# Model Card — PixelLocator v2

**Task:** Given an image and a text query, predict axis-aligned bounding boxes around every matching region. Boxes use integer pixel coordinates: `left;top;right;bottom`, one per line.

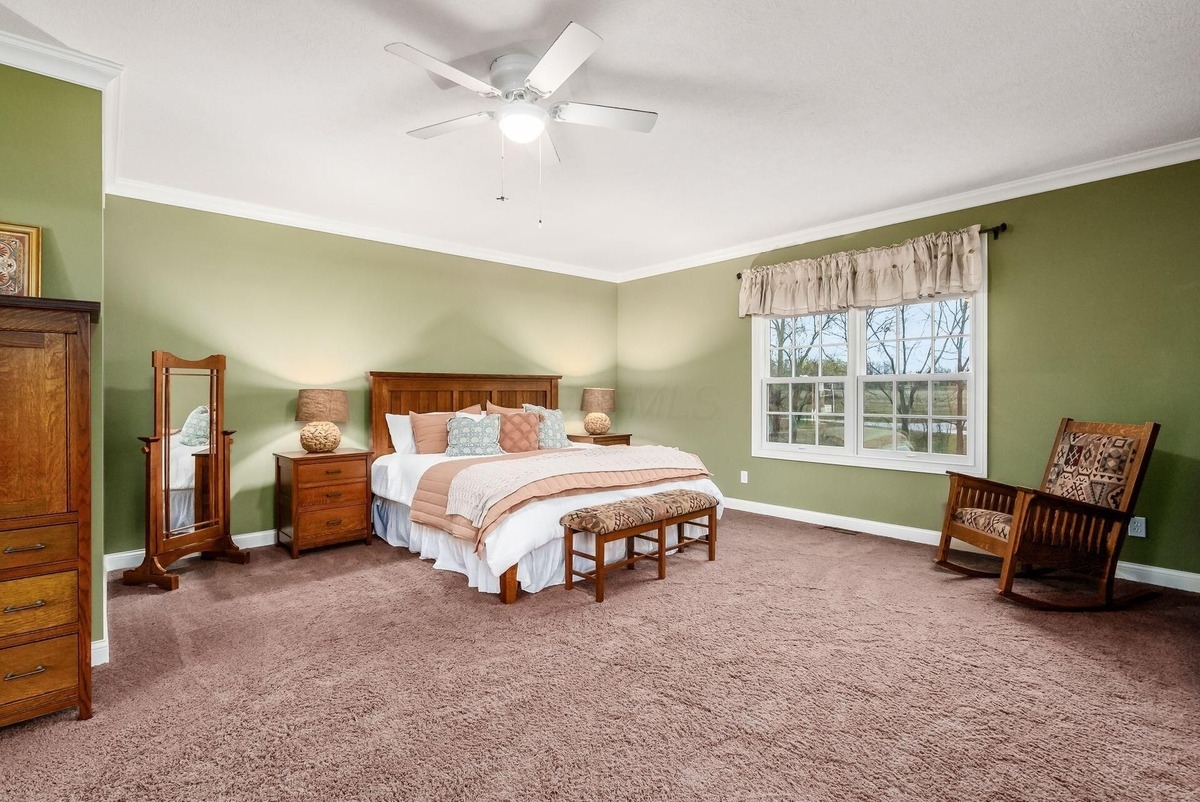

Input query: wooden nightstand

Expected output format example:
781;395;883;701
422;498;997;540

274;449;372;558
567;433;632;446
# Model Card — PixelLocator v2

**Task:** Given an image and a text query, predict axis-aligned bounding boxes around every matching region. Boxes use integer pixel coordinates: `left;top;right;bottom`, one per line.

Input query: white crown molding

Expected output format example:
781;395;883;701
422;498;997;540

722;496;1200;594
0;29;121;90
102;72;123;194
618;136;1200;282
106;178;619;283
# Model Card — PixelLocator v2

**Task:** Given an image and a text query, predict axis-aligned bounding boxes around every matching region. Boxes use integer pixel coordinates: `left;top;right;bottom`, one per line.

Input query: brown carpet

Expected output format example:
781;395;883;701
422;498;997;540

2;510;1198;801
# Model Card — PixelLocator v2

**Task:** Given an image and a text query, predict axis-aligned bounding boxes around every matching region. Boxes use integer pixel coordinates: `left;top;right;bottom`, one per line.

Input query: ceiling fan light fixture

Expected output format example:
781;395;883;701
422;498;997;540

497;102;548;144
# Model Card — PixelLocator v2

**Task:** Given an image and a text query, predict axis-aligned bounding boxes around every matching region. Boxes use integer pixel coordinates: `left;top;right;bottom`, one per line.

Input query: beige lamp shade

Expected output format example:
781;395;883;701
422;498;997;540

295;389;349;453
580;388;615;414
295;389;349;423
580;388;615;435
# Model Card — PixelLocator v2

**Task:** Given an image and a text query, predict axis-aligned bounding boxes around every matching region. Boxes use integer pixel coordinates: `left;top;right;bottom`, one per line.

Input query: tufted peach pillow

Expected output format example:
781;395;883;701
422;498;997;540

498;412;541;453
486;401;523;415
410;405;483;454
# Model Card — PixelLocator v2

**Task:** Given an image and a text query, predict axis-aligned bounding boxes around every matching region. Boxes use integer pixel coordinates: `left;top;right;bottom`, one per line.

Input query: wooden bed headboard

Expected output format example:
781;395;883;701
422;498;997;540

367;371;560;459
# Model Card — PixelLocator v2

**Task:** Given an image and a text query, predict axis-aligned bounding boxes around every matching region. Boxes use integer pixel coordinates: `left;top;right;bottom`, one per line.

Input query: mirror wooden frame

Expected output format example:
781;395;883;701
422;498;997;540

122;351;248;589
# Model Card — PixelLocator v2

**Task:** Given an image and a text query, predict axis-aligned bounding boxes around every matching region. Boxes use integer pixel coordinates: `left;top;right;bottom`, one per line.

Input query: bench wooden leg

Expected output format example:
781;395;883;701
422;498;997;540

626;534;636;570
677;522;686;553
595;534;606;603
564;526;574;590
708;509;717;561
657;522;667;580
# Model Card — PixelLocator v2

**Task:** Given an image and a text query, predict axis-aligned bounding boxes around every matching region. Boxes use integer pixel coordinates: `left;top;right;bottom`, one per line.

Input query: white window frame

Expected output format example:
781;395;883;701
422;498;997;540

750;244;988;476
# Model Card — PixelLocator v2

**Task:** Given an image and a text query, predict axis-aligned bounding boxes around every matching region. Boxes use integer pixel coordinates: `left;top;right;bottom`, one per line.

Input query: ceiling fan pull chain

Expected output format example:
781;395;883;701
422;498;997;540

496;130;508;202
538;136;544;229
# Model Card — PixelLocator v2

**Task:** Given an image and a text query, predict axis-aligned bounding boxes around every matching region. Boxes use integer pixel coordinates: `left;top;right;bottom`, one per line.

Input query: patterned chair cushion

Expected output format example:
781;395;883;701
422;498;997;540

1043;432;1139;509
952;507;1013;540
560;490;719;535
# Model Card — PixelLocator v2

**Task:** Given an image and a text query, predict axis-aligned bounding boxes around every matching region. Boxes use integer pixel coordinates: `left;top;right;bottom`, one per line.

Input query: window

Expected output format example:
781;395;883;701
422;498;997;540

752;290;986;475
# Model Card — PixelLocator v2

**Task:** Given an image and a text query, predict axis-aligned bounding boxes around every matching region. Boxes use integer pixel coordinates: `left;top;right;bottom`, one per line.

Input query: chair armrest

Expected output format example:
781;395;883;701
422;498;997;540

945;472;1019;517
1014;486;1130;523
946;472;1019;498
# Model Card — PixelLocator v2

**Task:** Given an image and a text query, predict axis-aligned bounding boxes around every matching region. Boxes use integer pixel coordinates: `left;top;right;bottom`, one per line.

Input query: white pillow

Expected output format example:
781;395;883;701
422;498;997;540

387;410;485;453
385;413;416;454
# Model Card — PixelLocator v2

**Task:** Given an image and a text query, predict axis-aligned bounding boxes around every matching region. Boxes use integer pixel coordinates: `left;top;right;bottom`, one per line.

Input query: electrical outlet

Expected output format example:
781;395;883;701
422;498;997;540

739;470;749;484
1128;516;1147;538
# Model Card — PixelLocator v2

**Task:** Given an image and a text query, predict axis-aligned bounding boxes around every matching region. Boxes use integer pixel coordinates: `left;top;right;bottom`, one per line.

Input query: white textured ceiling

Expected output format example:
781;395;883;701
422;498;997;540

4;0;1200;278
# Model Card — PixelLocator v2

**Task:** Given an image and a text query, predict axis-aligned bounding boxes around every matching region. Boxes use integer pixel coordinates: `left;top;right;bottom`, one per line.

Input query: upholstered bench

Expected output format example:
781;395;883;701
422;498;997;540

560;490;719;602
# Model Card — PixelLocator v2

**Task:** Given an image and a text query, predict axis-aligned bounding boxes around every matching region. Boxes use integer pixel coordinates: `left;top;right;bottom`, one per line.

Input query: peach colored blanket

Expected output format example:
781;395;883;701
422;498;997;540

409;448;710;553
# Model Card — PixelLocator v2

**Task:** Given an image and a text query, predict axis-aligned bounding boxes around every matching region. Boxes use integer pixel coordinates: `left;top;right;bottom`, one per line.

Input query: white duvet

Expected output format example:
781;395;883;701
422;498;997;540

370;446;724;579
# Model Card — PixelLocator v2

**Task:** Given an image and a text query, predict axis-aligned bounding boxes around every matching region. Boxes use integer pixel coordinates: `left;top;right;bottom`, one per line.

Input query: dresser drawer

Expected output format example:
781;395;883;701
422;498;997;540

0;524;77;572
295;504;369;541
0;635;77;707
0;571;78;639
297;482;368;510
295;458;366;486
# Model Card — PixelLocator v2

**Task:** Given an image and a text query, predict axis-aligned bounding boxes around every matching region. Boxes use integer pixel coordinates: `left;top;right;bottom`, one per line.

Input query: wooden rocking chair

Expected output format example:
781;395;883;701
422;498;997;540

935;418;1160;610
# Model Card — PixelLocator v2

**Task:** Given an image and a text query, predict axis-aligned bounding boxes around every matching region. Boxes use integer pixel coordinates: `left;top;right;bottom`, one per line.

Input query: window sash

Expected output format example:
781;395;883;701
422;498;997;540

751;285;987;476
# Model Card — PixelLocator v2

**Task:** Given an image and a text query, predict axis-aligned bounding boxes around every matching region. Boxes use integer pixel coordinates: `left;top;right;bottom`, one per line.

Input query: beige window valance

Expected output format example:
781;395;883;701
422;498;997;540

738;224;983;317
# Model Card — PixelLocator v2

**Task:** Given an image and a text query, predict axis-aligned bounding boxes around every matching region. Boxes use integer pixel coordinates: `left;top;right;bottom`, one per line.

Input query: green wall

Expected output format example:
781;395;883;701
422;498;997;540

103;197;617;552
0;64;105;638
618;160;1200;574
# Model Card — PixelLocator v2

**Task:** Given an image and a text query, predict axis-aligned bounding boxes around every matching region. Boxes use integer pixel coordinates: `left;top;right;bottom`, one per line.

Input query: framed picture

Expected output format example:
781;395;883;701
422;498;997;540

0;222;42;298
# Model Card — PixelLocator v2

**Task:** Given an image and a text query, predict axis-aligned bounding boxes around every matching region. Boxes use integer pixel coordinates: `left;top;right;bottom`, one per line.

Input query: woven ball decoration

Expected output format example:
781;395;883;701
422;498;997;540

300;421;342;453
584;412;611;435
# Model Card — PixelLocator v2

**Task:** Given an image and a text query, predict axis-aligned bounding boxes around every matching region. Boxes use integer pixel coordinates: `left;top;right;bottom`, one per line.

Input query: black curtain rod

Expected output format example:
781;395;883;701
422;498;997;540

735;223;1008;280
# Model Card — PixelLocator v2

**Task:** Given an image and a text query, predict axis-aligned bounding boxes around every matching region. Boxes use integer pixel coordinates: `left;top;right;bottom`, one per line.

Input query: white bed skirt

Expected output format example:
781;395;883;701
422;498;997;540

372;497;708;596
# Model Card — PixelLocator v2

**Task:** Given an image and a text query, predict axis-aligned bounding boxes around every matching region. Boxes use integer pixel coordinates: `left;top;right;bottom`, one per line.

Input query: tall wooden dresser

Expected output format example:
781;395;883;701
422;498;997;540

0;296;99;727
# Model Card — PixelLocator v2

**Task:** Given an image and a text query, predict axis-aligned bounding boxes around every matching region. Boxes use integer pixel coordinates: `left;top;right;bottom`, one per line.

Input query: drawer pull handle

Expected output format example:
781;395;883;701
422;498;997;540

3;543;46;554
4;665;47;682
325;469;343;475
325;492;344;499
3;600;46;614
326;519;343;527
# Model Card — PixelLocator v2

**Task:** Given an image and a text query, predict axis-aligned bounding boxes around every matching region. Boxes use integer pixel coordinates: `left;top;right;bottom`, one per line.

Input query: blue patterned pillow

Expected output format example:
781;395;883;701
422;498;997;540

446;414;503;457
179;405;210;446
523;404;570;449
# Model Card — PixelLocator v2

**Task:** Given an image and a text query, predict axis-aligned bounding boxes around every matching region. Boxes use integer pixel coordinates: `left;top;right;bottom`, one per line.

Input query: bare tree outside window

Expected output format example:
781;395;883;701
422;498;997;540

766;298;973;461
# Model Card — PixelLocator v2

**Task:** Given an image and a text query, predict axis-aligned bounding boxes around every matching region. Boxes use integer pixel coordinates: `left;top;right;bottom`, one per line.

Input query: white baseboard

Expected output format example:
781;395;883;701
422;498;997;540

102;529;275;572
722;497;1200;594
92;530;275;665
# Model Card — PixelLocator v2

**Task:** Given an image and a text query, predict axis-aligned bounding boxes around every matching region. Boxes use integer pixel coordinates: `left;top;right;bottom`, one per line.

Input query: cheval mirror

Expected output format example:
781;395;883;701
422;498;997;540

123;351;248;589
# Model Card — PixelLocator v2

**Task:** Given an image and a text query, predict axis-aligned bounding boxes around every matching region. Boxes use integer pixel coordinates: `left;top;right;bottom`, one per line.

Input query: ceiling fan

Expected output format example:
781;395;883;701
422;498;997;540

385;22;658;148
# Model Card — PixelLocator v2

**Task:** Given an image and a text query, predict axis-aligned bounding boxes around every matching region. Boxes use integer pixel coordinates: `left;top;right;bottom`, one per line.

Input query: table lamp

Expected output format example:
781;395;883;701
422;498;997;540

580;388;616;435
295;388;349;452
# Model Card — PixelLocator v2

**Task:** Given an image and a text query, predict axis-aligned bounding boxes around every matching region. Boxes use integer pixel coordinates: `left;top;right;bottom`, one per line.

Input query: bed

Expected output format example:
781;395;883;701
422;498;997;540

165;432;211;532
367;371;724;603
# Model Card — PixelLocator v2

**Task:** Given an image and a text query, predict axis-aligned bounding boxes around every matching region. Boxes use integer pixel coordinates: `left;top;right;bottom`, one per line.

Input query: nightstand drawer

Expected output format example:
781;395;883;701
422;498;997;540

0;571;77;639
0;524;78;572
295;459;366;486
295;504;369;541
297;483;368;509
0;635;77;707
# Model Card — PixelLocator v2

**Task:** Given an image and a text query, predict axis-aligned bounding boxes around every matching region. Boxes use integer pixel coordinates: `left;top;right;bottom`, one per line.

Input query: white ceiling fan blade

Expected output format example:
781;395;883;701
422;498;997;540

551;102;658;133
407;112;493;139
385;42;501;98
523;22;602;98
